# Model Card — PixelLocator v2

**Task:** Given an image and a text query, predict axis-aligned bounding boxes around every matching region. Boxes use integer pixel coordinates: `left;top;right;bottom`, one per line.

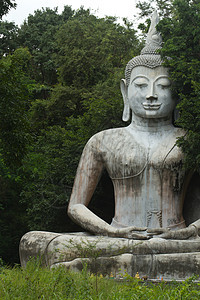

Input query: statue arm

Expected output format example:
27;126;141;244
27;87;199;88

68;136;147;239
68;136;117;236
190;219;200;235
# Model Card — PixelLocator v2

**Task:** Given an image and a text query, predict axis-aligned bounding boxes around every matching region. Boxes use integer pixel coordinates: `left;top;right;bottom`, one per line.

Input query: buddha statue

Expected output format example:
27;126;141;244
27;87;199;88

19;12;200;280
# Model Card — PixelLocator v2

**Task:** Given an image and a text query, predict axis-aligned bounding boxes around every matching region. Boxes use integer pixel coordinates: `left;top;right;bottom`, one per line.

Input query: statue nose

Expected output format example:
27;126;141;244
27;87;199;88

146;95;158;102
146;83;158;101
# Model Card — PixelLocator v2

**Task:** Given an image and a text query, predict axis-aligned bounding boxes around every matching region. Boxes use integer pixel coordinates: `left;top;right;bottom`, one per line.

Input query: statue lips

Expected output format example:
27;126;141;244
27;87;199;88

143;102;162;110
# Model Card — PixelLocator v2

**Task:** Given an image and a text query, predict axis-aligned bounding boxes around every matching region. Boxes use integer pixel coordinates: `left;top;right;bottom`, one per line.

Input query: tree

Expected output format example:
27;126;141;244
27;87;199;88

0;1;18;57
0;47;32;168
0;21;19;56
45;8;141;127
0;47;32;263
0;0;16;19
21;126;75;232
18;6;74;90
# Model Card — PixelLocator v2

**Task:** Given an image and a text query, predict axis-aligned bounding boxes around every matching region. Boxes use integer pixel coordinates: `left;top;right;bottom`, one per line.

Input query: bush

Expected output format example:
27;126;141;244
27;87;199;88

0;260;200;299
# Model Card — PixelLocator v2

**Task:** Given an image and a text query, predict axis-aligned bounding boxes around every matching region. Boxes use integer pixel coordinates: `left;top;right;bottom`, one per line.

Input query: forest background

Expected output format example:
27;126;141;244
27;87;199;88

0;0;200;264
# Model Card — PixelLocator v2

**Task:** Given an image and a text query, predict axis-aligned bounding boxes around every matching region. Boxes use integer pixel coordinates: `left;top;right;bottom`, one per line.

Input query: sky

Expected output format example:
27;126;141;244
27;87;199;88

3;0;139;26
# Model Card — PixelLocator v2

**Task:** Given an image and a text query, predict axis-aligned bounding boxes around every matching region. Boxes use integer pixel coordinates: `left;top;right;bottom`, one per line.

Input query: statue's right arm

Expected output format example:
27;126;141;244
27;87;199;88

68;135;147;239
68;135;117;236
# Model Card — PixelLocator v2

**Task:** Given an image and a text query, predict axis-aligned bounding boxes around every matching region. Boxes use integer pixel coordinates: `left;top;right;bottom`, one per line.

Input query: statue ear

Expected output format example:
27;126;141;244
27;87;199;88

120;79;130;122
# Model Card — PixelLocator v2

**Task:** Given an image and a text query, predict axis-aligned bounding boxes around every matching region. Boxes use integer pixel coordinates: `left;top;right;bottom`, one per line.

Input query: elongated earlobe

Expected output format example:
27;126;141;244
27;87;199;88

120;79;130;122
123;102;130;122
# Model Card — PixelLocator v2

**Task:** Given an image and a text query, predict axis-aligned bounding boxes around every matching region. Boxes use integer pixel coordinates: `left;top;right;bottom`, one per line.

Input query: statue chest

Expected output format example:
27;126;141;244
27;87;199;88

100;133;186;229
101;137;184;181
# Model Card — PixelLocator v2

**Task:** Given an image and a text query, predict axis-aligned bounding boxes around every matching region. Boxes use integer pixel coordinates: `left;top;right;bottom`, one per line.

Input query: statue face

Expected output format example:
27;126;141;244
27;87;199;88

128;66;175;119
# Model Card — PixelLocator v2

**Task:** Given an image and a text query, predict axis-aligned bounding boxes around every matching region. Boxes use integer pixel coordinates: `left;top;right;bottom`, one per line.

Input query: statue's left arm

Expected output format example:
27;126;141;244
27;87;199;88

150;220;200;239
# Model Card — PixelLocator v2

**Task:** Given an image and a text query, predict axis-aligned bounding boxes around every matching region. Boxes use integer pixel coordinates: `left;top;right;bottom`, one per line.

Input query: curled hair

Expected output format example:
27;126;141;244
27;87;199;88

125;54;163;86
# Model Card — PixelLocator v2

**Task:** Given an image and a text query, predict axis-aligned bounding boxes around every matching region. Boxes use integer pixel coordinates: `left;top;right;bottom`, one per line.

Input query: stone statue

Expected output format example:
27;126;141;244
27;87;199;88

19;12;200;280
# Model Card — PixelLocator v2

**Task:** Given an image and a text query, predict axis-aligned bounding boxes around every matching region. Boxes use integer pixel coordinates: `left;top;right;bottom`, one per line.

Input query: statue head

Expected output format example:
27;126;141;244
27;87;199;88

121;11;175;123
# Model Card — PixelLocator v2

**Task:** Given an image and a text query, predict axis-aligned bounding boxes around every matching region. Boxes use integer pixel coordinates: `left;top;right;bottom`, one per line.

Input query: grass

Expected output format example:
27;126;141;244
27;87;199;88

0;260;200;299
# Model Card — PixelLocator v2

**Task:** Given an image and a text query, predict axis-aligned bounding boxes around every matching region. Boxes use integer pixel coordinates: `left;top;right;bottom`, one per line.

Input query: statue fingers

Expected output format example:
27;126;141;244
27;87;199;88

158;229;188;239
188;224;199;238
116;227;148;239
147;228;170;235
136;226;147;231
130;233;149;240
157;232;174;239
129;226;147;231
156;226;198;240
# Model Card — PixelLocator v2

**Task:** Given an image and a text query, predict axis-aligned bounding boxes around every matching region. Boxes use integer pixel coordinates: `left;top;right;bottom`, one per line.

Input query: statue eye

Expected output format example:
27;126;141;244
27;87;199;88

132;77;149;88
156;78;171;89
158;84;170;90
136;84;148;88
134;82;148;89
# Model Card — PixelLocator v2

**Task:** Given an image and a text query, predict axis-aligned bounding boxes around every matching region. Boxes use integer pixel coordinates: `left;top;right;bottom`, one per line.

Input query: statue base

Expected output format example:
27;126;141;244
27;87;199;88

19;231;200;280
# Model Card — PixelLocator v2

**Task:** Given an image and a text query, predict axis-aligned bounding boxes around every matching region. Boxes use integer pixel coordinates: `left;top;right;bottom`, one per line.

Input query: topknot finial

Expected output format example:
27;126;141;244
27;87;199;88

125;11;164;86
141;10;162;55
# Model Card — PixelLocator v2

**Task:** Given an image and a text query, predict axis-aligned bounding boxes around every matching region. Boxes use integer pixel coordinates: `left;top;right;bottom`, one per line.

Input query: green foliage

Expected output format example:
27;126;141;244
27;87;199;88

43;8;140;127
64;76;125;143
0;48;32;263
0;0;16;19
136;0;173;18
0;48;31;169
56;10;139;88
0;261;200;299
21;126;76;231
18;6;74;89
0;21;19;56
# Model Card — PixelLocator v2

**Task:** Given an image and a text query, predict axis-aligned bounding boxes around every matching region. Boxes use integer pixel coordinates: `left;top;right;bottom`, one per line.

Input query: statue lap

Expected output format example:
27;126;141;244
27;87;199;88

20;231;200;280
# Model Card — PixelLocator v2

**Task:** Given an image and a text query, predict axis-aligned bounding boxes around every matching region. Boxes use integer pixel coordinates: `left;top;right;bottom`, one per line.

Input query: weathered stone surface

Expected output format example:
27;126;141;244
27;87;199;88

51;253;200;280
20;231;200;279
19;231;62;268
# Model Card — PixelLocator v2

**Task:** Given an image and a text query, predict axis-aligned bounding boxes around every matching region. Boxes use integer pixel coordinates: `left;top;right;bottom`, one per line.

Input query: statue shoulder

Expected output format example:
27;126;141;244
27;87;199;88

85;127;128;150
173;127;186;138
169;127;186;146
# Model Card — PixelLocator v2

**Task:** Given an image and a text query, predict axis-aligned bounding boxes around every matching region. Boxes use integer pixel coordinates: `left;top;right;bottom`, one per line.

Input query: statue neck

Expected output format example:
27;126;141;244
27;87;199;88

131;113;174;132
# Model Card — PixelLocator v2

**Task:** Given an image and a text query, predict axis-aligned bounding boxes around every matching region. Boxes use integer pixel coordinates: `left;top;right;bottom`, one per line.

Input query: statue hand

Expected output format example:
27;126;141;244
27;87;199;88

114;226;148;240
148;225;199;240
147;228;170;238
